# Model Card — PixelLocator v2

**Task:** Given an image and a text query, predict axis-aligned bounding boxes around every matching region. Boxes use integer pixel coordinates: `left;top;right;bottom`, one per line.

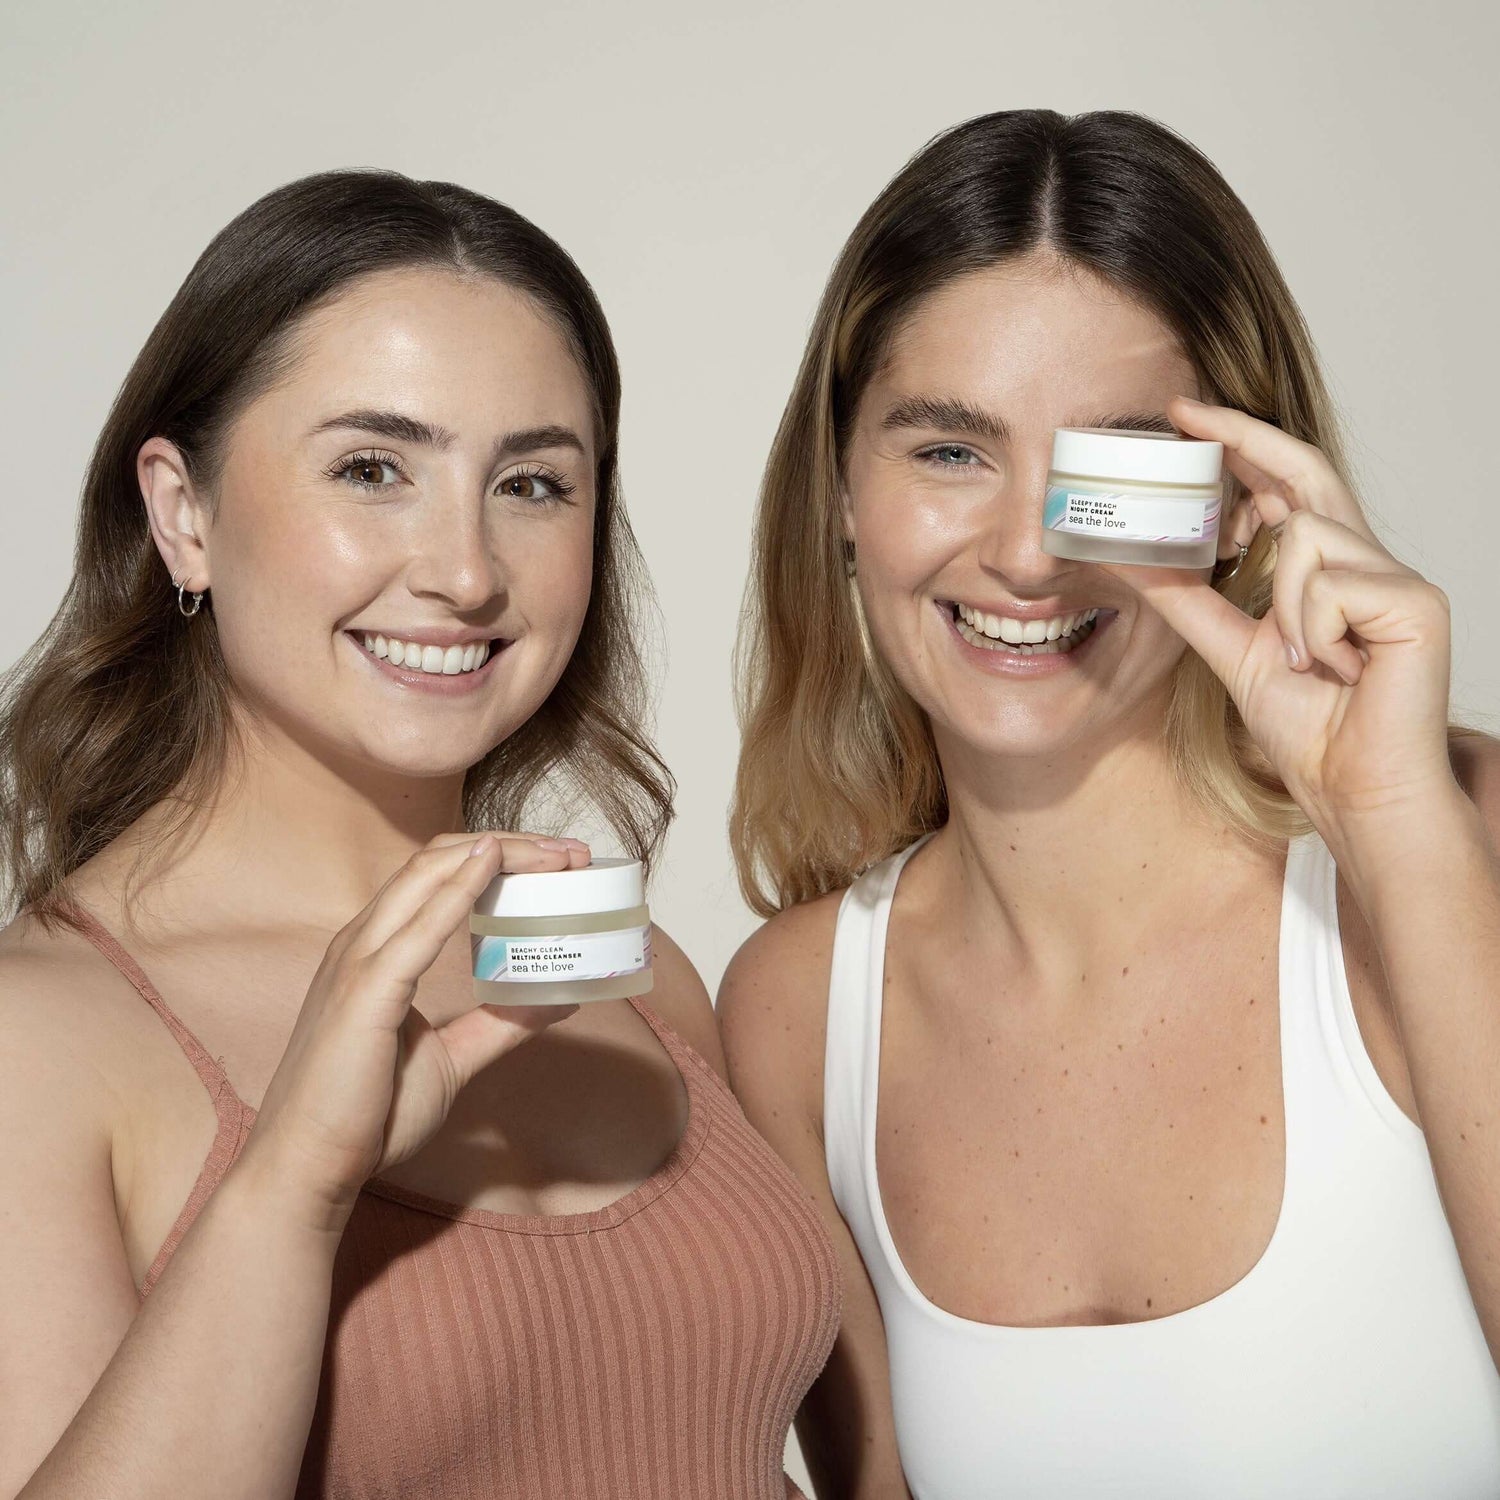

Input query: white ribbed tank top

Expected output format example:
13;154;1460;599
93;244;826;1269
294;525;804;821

824;830;1500;1498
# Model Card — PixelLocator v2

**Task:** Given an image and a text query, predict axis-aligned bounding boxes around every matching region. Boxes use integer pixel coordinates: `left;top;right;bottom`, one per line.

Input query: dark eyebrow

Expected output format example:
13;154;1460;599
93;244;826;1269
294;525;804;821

311;409;457;448
490;425;587;465
309;412;587;464
1086;411;1181;436
881;395;1010;446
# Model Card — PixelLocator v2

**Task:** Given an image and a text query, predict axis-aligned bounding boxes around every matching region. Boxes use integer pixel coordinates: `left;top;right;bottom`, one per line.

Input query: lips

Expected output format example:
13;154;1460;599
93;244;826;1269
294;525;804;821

938;598;1115;673
344;629;509;692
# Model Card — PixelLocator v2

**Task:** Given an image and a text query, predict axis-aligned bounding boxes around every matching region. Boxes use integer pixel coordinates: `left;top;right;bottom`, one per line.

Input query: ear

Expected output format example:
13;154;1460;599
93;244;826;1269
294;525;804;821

139;437;211;592
836;479;856;544
1216;479;1263;562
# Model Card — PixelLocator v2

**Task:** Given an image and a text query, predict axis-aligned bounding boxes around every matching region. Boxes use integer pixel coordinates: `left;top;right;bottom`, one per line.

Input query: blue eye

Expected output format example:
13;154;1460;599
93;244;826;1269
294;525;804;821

918;444;981;467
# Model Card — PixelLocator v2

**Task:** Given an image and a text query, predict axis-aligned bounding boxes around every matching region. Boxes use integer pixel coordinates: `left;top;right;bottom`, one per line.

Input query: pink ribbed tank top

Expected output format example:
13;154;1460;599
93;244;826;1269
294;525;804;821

56;896;839;1499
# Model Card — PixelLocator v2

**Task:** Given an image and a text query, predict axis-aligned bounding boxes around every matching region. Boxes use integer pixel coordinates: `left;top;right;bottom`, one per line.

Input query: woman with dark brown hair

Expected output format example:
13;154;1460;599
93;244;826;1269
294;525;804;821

0;170;837;1499
722;110;1500;1497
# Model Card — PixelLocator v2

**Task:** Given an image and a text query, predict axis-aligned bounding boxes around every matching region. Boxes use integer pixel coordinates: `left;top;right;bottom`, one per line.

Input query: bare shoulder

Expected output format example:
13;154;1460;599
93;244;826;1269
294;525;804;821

0;909;131;1120
0;909;152;1493
0;909;133;1253
717;888;847;1127
644;922;729;1083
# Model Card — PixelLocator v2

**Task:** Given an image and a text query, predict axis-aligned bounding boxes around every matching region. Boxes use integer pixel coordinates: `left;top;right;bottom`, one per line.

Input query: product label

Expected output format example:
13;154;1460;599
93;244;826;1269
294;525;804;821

472;924;652;983
1043;486;1219;543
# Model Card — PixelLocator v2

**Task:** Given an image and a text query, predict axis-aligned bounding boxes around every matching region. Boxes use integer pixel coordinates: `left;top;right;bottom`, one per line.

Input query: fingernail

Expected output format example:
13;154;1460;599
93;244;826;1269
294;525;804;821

537;838;571;851
468;834;495;858
1285;641;1300;668
1177;396;1205;408
563;837;591;851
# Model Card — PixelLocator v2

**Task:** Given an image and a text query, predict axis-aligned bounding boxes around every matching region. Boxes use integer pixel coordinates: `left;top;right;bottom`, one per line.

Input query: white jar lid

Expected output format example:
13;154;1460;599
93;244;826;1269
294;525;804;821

1050;427;1223;485
474;856;645;919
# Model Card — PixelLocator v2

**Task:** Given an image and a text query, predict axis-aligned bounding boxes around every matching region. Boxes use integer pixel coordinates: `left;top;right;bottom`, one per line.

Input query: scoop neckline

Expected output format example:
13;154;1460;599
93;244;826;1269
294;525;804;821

856;829;1301;1337
238;1017;711;1239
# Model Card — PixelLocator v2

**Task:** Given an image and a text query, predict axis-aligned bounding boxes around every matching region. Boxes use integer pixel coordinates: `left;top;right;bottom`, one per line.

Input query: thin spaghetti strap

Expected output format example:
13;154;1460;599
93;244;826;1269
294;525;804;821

50;894;244;1107
628;991;726;1096
45;894;254;1297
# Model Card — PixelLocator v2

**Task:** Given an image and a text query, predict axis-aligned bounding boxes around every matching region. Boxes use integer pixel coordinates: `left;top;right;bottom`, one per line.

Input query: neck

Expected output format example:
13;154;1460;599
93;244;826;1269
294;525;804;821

106;708;476;936
927;702;1262;972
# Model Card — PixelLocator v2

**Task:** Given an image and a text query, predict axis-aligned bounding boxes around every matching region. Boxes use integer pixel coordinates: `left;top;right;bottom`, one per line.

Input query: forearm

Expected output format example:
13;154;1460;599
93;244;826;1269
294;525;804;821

1340;789;1500;1361
20;1157;340;1500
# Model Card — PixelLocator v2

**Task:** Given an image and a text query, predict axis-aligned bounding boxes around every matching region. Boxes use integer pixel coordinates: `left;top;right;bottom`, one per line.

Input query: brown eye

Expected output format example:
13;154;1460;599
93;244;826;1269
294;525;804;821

334;453;403;489
497;468;570;504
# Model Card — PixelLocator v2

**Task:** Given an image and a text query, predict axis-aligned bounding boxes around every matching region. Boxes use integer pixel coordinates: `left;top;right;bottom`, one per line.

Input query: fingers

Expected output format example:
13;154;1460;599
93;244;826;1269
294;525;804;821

425;831;592;861
1301;569;1451;687
1269;510;1410;673
436;1003;579;1092
350;831;590;940
1167;396;1375;540
358;835;573;966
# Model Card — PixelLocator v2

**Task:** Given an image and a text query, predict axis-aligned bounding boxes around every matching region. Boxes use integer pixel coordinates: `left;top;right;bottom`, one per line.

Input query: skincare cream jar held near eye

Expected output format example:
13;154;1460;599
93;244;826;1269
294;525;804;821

471;857;653;1006
1042;427;1225;569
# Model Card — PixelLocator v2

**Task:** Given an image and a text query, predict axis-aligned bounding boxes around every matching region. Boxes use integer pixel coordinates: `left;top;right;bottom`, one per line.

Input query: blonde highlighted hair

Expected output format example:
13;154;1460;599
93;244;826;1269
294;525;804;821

731;109;1449;916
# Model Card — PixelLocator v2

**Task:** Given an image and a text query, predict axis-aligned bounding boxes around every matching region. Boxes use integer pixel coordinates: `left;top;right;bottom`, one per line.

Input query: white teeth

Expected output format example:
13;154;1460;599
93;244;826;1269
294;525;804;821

954;604;1100;637
357;634;491;676
952;603;1101;658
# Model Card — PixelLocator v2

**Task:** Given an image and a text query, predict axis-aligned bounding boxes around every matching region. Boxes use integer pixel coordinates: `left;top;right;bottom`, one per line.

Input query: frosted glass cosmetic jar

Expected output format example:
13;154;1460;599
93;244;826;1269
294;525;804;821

1041;427;1225;569
471;857;653;1006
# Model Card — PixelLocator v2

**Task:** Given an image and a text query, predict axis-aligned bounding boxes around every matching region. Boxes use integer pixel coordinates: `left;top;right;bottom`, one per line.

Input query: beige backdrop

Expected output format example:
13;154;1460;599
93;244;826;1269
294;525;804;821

4;0;1497;1488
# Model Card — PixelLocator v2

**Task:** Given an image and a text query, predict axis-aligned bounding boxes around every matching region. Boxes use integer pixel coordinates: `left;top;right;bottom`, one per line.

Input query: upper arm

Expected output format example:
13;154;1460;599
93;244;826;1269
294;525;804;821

718;900;912;1500
1334;730;1500;1130
646;924;729;1084
0;948;140;1497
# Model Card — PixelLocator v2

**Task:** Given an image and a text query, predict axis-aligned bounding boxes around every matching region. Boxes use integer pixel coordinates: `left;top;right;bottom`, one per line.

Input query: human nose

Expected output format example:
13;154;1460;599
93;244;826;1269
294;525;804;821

974;451;1070;592
404;479;506;613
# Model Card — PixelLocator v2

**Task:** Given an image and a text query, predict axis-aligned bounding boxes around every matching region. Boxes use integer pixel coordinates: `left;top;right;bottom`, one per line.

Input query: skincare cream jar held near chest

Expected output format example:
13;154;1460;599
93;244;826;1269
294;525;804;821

1041;427;1225;569
471;857;653;1006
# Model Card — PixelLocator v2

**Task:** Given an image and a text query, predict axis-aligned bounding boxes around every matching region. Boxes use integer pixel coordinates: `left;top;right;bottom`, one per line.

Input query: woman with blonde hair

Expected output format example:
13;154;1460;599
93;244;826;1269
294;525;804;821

0;169;837;1499
721;109;1500;1498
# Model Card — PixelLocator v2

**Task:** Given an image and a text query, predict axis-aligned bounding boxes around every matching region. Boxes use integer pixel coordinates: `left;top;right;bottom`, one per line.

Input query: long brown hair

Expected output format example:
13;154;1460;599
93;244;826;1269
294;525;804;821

0;169;673;929
732;108;1452;916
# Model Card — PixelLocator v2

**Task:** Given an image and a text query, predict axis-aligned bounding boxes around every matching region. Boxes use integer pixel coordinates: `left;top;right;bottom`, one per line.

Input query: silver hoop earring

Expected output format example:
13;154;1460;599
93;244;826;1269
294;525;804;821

1214;543;1248;585
172;568;205;617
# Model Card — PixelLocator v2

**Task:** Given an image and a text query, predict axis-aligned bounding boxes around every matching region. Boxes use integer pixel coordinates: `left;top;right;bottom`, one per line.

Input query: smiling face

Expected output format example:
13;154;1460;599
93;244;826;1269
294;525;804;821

182;266;598;780
841;254;1216;766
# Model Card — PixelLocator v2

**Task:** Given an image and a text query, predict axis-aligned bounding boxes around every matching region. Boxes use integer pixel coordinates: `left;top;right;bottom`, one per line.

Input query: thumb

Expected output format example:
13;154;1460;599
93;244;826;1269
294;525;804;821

1099;563;1257;687
436;1003;578;1091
